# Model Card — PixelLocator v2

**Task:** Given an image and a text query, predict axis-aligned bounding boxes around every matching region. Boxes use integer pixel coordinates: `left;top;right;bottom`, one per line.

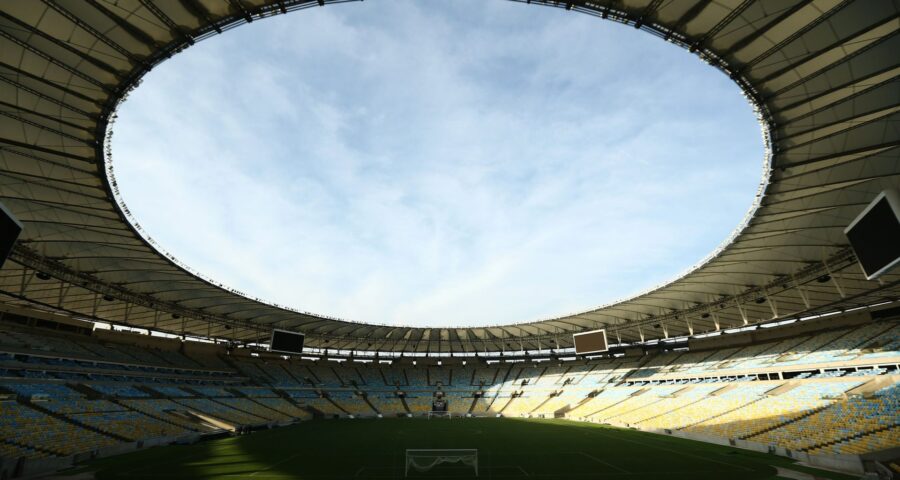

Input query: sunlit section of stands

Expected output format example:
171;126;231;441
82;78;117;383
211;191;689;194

504;393;550;416
174;398;267;425
811;426;900;455
517;366;548;386
843;324;900;361
530;390;584;417
636;383;775;430
749;384;900;453
621;384;721;426
688;381;863;439
592;385;682;423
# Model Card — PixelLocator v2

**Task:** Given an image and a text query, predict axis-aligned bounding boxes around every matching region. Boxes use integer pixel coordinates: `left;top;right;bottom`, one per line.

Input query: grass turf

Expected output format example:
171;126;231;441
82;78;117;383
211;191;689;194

67;418;860;480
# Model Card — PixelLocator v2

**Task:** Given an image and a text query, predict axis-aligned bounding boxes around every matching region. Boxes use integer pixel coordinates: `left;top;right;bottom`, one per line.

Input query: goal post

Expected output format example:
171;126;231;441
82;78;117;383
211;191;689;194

405;449;478;477
426;411;452;419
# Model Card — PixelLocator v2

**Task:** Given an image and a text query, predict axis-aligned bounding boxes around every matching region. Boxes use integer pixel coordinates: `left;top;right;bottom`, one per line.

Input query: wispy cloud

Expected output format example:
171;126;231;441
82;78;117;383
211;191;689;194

111;0;763;327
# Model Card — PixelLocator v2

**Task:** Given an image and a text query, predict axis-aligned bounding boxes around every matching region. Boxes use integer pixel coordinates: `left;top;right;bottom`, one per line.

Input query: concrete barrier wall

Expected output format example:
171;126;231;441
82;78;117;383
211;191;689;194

799;452;864;474
141;435;180;448
0;456;17;480
96;442;138;459
18;455;74;478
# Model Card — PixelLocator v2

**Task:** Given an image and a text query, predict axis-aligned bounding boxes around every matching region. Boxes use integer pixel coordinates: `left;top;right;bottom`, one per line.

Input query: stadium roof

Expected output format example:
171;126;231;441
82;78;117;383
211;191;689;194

0;0;898;353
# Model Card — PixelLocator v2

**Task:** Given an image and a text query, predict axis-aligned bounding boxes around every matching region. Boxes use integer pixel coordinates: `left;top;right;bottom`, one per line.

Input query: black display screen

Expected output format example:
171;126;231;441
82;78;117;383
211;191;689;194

573;329;608;354
846;196;900;279
270;330;305;354
0;203;23;270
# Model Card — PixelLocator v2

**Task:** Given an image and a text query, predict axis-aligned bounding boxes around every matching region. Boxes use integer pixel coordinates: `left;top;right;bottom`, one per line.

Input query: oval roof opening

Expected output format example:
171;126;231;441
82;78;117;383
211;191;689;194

109;0;764;328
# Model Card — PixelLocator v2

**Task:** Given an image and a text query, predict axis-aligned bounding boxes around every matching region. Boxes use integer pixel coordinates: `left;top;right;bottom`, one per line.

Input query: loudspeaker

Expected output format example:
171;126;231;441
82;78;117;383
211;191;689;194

0;202;23;270
844;189;900;280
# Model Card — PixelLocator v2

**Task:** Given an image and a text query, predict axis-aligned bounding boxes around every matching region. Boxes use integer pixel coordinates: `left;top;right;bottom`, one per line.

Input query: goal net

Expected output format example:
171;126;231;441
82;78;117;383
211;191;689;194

426;411;452;419
405;449;478;477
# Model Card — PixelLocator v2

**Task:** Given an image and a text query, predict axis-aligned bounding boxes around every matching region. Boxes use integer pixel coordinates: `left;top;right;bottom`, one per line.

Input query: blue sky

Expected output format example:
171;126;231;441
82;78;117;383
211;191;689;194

111;0;764;328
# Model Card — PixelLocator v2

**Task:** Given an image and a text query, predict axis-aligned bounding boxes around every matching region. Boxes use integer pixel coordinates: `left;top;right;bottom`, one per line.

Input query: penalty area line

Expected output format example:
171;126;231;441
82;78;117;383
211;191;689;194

587;428;754;472
578;452;630;473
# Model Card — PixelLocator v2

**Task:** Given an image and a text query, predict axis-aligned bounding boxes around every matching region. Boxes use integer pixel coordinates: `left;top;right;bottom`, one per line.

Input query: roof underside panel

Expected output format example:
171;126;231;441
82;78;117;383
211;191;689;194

0;0;898;352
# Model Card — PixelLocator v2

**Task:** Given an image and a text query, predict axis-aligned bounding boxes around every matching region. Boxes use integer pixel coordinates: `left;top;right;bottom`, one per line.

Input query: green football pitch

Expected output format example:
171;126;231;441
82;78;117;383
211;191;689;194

67;418;859;480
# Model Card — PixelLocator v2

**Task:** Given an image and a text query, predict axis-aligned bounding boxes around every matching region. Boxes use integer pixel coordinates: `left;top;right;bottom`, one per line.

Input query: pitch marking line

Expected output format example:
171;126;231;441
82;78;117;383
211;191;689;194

578;452;630;473
516;465;531;477
588;428;755;472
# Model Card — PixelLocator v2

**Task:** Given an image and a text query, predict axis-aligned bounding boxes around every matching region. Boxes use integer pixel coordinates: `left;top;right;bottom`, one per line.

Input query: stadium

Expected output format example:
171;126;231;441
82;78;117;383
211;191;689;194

0;0;899;479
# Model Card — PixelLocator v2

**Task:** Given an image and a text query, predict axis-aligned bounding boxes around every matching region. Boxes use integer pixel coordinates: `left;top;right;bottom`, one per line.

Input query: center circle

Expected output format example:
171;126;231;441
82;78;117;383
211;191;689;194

109;0;764;327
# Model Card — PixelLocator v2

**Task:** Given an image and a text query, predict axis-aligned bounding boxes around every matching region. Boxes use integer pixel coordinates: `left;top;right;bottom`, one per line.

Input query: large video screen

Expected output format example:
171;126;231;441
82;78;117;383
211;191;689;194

573;329;608;355
845;190;900;280
270;329;305;354
0;202;23;270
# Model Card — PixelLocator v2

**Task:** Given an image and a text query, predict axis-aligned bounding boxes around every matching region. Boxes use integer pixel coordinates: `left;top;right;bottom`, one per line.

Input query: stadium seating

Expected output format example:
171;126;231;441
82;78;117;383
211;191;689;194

0;317;896;466
120;399;215;432
406;396;434;414
173;398;269;425
749;384;900;453
367;393;405;415
0;401;120;456
688;381;863;439
446;394;473;415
